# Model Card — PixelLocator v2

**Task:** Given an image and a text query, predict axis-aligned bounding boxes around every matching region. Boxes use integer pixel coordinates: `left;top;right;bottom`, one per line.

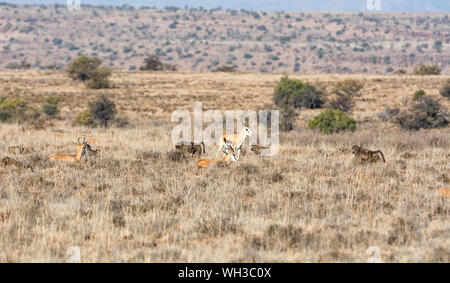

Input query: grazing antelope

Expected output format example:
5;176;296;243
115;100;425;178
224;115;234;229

197;143;238;169
1;156;34;172
216;127;253;159
175;141;205;157
48;137;88;162
250;145;270;155
352;145;386;163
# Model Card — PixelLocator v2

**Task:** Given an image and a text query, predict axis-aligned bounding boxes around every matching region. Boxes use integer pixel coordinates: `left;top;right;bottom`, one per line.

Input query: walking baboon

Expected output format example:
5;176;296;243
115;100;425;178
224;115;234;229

352;145;386;163
175;141;205;157
8;146;29;154
1;157;34;172
86;144;100;156
250;145;270;155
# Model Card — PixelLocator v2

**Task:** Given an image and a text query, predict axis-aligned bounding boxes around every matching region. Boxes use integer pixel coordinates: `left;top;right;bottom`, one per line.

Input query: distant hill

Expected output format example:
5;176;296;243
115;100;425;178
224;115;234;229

5;0;450;12
1;4;449;74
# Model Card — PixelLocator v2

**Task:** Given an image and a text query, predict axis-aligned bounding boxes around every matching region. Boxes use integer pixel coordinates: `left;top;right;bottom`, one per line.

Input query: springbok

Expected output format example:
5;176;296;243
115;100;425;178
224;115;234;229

48;137;88;162
197;142;238;169
216;127;253;159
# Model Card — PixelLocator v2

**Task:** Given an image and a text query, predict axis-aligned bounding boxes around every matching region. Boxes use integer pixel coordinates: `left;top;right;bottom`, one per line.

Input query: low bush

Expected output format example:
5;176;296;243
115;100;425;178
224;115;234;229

42;96;62;117
440;79;450;99
413;89;426;101
396;96;448;130
72;111;97;128
88;95;117;127
414;64;441;75
308;110;356;134
0;98;39;123
274;76;324;109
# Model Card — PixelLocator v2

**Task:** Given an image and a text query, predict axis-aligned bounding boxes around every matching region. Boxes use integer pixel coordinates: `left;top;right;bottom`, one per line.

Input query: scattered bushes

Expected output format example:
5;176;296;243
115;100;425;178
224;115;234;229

41;96;62;117
72;111;96;128
308;110;356;134
73;96;128;128
328;79;364;112
440;79;450;99
85;67;112;89
212;65;237;72
0;98;39;123
66;56;112;89
377;106;400;122
140;55;177;71
396;96;448;130
273;77;324;109
88;95;117;127
414;64;441;75
413;89;426;101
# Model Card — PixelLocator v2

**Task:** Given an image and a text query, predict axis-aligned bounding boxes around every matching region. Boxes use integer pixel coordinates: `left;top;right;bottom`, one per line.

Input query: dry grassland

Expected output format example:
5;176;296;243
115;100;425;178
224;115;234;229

0;71;448;262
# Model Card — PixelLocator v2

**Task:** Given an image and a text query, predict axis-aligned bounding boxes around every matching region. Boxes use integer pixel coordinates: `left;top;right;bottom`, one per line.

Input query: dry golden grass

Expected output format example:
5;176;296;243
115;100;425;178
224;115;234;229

0;71;448;262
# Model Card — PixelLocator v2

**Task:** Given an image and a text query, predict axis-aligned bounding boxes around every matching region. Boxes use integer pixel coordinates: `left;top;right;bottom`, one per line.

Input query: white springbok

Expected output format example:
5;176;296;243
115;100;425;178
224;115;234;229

215;127;253;159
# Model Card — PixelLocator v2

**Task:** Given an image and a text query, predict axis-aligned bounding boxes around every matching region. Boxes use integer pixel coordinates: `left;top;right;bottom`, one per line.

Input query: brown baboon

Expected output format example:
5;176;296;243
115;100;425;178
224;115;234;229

8;146;29;154
175;141;205;157
352;145;386;163
1;156;34;172
250;145;270;155
86;143;100;156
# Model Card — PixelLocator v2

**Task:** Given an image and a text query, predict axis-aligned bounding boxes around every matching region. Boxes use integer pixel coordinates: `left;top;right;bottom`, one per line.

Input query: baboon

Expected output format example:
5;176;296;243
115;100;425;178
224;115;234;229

1;156;34;172
250;145;270;155
8;146;28;154
86;144;100;156
352;145;386;163
175;141;205;157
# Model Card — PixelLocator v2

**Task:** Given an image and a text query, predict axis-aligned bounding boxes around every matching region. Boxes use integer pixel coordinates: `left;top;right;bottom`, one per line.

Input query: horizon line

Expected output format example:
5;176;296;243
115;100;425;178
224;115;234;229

0;2;448;13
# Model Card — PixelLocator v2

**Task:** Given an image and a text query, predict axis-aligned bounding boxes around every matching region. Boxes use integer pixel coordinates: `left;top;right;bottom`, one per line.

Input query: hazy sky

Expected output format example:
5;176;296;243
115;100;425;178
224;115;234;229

4;0;450;12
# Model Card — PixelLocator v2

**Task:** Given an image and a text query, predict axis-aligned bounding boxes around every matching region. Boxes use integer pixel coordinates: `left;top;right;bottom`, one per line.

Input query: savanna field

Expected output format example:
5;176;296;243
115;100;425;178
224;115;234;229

0;70;449;262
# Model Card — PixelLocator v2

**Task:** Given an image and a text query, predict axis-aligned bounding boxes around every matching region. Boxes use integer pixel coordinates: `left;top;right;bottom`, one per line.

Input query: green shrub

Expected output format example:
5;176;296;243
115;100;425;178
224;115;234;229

42;96;62;117
274;77;324;109
308;110;356;134
414;64;441;75
440;79;450;99
85;67;112;89
88;95;116;127
413;89;426;101
396;96;448;130
67;56;102;81
0;98;39;123
72;111;97;128
140;55;177;71
66;56;111;89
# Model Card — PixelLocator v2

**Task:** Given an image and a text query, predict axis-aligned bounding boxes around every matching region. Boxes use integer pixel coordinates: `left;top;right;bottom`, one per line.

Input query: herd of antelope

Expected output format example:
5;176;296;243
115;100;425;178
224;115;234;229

1;127;449;197
0;125;390;173
1;137;100;172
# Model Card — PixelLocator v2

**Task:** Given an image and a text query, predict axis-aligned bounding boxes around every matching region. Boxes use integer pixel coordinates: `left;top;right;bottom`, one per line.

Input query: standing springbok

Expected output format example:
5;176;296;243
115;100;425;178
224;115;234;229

48;137;88;162
197;142;238;168
215;127;253;159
